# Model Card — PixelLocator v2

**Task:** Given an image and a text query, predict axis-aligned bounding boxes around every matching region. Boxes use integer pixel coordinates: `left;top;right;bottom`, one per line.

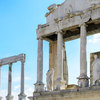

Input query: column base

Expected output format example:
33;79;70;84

6;95;13;100
93;79;100;86
18;93;26;100
0;97;2;100
34;82;44;92
55;78;66;90
77;74;89;88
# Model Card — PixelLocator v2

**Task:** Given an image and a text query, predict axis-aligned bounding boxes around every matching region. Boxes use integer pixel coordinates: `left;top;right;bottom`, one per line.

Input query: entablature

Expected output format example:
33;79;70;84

37;2;100;42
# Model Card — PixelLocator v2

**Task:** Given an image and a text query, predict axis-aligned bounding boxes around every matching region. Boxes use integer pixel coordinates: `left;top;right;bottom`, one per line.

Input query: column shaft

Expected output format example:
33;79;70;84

80;23;87;75
55;31;66;90
57;32;63;80
8;63;12;96
35;38;44;92
0;67;2;100
37;39;43;83
6;63;13;100
18;61;26;100
78;23;89;87
21;61;24;94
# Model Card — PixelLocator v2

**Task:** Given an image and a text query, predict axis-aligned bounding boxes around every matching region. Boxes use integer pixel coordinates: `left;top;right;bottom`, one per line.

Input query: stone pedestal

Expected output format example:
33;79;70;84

6;95;13;100
18;93;26;100
34;83;44;92
55;79;66;90
77;74;89;87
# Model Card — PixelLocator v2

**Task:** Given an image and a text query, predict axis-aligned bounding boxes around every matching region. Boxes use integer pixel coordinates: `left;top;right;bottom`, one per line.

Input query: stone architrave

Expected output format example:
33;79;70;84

0;54;26;100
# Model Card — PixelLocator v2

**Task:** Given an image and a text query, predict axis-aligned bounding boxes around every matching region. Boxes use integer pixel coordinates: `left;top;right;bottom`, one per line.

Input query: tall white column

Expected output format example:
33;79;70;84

0;67;2;100
78;23;89;88
18;61;26;100
55;31;66;90
57;32;63;80
35;38;44;92
6;63;13;100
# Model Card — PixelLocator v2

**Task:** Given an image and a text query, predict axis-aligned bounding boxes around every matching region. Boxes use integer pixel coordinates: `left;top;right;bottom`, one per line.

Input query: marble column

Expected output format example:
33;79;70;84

6;63;13;100
78;23;89;88
35;38;44;92
0;67;2;100
18;61;26;100
55;31;66;90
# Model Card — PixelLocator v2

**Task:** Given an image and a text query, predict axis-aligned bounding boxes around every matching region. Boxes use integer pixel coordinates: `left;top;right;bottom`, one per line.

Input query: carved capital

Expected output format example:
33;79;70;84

79;22;87;27
20;54;25;63
55;30;63;34
9;63;13;67
37;37;43;40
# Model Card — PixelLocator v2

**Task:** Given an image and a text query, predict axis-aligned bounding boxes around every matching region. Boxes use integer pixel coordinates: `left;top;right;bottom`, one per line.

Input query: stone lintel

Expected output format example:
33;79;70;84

0;54;25;66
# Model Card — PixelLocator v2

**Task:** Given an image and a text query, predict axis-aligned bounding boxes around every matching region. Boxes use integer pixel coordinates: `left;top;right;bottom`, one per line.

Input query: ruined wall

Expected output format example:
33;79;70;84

49;41;68;87
33;88;100;100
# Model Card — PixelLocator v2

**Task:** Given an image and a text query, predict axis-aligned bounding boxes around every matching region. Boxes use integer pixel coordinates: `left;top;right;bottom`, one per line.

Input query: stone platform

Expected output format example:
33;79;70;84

29;86;100;100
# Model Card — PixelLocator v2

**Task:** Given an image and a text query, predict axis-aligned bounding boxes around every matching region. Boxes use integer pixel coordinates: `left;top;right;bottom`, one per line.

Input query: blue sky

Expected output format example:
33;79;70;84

0;0;100;100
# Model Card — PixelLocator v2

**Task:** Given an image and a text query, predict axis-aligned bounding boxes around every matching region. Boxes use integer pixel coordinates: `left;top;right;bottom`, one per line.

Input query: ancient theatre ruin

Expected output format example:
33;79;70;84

29;0;100;100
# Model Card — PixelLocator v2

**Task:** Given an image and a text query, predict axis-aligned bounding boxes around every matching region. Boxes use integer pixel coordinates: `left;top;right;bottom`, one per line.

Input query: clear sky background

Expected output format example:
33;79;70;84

0;0;100;100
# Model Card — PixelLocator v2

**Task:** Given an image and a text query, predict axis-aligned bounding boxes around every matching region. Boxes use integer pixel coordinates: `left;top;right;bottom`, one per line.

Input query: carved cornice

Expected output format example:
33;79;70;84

38;24;49;29
45;4;61;17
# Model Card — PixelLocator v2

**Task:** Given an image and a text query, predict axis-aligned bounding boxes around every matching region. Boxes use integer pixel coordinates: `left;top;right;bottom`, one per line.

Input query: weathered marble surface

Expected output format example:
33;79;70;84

78;23;89;88
46;68;54;91
49;41;68;90
0;54;26;100
0;54;25;66
37;0;100;40
90;52;100;86
90;52;100;85
35;39;44;92
29;86;100;100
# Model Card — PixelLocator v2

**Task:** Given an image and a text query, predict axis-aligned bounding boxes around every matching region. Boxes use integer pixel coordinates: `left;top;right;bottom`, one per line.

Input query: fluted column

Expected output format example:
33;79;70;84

55;31;66;90
0;67;2;100
6;63;13;100
35;38;44;92
78;23;89;88
18;61;26;100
